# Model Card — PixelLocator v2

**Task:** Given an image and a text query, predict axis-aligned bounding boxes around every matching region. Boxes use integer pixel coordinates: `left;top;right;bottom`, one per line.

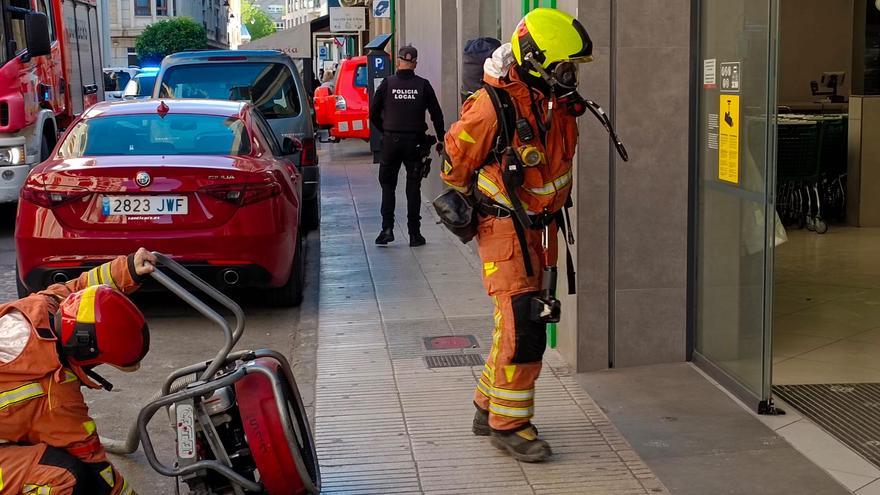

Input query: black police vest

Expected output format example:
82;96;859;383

382;72;429;134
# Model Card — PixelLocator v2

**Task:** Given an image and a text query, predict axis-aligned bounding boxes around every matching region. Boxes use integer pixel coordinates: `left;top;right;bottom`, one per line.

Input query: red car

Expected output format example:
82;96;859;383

15;99;305;306
313;56;370;141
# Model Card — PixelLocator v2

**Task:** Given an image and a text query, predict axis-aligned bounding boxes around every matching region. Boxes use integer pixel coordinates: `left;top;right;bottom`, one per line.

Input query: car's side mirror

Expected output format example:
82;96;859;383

282;137;302;155
25;12;51;58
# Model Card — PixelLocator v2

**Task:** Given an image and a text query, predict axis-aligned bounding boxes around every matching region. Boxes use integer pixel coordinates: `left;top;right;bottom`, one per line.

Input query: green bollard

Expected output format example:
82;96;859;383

547;322;557;348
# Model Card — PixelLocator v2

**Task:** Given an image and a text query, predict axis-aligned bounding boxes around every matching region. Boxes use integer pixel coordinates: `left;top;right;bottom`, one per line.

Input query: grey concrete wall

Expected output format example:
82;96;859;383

571;0;614;371
500;2;522;38
611;0;689;367
570;0;690;370
399;0;459;201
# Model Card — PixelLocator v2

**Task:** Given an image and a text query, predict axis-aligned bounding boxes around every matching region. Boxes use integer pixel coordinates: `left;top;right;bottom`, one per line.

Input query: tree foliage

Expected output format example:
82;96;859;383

242;0;277;41
135;17;208;65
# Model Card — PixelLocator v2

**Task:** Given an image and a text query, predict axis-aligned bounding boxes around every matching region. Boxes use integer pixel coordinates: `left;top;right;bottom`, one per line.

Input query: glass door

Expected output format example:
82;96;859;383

694;0;779;412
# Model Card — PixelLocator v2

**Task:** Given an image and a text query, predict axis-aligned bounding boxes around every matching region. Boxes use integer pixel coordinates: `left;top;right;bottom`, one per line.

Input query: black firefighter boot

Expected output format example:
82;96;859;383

490;424;552;463
375;228;394;245
472;404;490;436
474;404;538;437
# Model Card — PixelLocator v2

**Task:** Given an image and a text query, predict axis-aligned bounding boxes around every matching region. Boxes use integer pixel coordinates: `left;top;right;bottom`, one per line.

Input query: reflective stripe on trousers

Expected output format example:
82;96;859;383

0;383;44;411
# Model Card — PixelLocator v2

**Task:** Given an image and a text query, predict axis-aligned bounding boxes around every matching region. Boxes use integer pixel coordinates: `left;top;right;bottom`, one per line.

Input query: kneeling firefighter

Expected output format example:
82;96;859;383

438;8;626;462
0;249;155;494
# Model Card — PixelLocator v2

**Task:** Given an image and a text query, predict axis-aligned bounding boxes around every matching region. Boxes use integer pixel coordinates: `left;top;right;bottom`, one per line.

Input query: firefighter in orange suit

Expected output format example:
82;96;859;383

0;248;156;494
441;8;593;462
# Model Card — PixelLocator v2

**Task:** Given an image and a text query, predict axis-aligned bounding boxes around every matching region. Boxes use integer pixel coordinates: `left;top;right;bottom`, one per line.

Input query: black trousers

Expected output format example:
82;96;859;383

379;132;423;232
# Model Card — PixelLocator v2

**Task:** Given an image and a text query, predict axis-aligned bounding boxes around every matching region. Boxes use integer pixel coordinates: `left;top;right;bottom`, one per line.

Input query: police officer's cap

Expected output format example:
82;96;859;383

399;45;418;62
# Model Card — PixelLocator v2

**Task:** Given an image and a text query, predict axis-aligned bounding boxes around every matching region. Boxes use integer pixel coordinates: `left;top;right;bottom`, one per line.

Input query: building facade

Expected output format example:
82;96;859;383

228;0;243;50
284;0;325;29
251;0;286;30
398;0;880;421
106;0;235;67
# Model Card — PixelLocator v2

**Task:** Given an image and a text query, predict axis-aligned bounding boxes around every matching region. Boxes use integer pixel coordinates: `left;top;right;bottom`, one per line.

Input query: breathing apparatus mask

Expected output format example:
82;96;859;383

521;52;629;162
522;54;585;116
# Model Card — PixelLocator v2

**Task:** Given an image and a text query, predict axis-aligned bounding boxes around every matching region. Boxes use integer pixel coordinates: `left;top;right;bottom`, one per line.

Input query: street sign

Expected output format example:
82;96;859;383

319;46;328;59
330;7;366;32
373;0;390;18
374;57;385;71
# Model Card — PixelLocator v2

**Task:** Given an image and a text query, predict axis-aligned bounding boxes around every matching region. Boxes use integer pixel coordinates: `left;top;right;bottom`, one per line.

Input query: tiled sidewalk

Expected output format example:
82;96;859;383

315;144;668;494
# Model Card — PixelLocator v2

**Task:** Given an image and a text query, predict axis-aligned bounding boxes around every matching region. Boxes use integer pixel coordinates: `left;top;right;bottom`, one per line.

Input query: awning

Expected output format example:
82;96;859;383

241;21;313;58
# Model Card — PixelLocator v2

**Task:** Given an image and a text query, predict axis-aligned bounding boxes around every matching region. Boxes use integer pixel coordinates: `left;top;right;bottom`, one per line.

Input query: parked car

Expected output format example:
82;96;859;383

122;67;160;100
153;50;320;231
104;67;139;101
313;56;370;142
15;99;306;306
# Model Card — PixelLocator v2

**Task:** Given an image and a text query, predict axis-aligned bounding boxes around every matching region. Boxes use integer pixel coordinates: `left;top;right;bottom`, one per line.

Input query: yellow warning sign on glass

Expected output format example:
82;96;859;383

718;95;740;184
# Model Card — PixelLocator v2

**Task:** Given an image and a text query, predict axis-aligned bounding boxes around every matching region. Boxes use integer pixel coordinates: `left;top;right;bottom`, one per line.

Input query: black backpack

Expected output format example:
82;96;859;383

461;37;502;101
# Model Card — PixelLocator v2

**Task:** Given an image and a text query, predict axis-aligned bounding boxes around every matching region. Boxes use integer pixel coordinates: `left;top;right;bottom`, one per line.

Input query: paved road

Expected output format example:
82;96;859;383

0;204;319;494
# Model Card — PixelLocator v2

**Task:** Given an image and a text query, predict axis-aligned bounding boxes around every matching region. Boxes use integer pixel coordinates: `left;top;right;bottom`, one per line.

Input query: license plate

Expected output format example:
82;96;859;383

175;403;196;459
102;195;188;216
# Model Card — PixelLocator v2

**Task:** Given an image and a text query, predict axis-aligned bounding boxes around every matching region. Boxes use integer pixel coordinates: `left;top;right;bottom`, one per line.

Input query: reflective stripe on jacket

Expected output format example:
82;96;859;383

440;69;578;215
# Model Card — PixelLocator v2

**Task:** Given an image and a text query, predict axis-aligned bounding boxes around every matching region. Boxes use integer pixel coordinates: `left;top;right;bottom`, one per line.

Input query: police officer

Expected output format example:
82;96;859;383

369;45;445;246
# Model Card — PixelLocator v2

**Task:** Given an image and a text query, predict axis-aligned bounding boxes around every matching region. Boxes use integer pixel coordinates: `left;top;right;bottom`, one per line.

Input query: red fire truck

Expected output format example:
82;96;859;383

0;0;103;202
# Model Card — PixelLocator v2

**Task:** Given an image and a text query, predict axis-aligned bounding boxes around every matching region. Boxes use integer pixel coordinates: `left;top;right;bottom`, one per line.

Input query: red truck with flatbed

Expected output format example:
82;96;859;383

0;0;103;202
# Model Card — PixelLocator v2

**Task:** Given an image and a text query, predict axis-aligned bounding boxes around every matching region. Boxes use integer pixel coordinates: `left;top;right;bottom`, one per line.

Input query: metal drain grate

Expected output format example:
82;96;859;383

774;383;880;468
425;353;485;369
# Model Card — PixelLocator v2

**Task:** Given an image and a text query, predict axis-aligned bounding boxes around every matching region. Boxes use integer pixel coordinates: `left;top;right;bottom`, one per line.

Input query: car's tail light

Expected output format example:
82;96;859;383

300;137;317;167
334;95;347;110
202;182;281;206
21;184;90;207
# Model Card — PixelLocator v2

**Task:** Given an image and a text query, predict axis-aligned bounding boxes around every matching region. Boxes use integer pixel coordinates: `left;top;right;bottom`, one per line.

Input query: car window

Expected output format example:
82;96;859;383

158;62;302;119
104;71;118;91
57;114;251;157
117;71;133;88
354;65;368;88
9;10;27;55
104;71;133;92
124;74;157;98
35;0;56;40
251;110;283;156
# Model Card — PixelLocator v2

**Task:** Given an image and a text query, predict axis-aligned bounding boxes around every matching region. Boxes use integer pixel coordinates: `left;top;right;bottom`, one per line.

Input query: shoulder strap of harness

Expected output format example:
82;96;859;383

484;84;533;277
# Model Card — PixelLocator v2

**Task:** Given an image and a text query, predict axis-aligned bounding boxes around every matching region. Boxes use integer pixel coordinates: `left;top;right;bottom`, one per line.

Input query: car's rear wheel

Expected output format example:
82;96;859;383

266;231;304;307
302;195;320;231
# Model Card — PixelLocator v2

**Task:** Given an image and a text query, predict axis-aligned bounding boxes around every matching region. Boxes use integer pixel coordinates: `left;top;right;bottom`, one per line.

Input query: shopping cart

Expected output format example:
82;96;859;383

776;118;826;233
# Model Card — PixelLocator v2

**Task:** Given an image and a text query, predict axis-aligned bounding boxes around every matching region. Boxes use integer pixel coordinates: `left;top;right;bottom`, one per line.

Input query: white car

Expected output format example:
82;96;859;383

103;67;140;101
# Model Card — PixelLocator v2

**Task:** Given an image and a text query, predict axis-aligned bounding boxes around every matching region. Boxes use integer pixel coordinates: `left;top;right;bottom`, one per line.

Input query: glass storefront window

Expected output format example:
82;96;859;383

694;0;779;410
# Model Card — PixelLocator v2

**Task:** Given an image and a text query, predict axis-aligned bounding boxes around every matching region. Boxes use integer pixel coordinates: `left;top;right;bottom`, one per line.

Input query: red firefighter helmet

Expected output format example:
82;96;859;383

57;285;149;368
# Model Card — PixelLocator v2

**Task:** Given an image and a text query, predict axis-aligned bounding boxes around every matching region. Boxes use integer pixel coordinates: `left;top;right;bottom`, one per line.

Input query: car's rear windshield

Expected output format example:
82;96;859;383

158;62;301;119
57;114;251;157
